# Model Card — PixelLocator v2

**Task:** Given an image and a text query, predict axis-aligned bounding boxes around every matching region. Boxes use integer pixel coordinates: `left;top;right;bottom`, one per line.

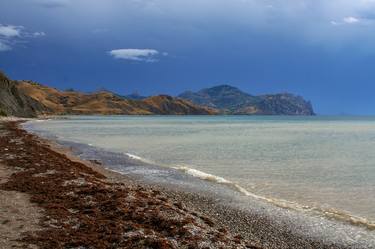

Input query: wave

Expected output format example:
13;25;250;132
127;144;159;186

122;153;375;231
173;165;375;231
125;153;154;164
173;166;253;195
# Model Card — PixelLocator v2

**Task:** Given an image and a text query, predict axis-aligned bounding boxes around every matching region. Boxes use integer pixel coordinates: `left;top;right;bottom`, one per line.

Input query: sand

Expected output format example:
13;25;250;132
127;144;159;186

0;123;41;249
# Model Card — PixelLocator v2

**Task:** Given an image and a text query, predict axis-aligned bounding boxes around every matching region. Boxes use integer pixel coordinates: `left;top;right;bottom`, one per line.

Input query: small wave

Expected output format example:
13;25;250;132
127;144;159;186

175;166;231;184
173;165;375;231
173;166;256;196
318;208;375;231
29;118;53;123
125;153;153;164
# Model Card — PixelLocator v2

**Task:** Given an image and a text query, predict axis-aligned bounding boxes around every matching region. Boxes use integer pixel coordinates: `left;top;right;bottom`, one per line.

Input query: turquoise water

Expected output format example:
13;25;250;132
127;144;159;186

29;116;375;226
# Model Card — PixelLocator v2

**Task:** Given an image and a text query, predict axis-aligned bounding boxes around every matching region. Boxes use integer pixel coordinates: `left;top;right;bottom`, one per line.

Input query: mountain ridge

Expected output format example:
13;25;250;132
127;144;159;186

16;81;215;116
0;70;314;117
0;71;215;117
178;85;315;115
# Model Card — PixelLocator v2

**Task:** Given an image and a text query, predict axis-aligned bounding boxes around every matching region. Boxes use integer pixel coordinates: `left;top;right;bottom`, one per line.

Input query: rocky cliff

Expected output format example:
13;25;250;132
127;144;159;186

0;72;47;117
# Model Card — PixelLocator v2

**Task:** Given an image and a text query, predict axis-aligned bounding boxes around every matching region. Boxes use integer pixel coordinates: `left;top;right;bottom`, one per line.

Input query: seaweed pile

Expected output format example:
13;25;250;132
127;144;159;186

0;121;259;249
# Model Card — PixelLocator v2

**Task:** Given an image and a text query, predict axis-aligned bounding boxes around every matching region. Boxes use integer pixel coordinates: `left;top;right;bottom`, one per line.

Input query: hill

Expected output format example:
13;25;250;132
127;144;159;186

1;70;314;117
15;81;215;115
0;72;47;117
121;93;148;100
179;85;315;115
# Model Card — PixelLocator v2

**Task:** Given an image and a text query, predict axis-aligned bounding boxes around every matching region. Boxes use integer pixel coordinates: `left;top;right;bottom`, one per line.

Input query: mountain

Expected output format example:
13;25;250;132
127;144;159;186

0;72;47;117
179;85;261;112
141;95;216;115
15;80;215;115
254;94;315;115
1;70;313;117
121;93;148;100
179;85;315;115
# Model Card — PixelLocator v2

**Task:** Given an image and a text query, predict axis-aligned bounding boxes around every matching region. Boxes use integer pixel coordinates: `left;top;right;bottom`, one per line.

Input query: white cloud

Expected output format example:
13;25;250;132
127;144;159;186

343;16;360;24
0;41;11;51
0;25;22;38
330;17;362;26
109;49;160;62
0;24;45;52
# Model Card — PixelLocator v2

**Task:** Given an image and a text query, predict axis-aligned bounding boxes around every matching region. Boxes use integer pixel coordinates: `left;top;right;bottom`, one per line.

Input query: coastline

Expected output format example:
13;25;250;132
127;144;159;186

1;118;374;248
0;119;259;248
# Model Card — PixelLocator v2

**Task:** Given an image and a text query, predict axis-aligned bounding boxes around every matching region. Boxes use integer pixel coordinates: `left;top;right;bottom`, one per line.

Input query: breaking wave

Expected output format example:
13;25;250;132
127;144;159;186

125;153;154;164
170;165;375;231
121;152;375;231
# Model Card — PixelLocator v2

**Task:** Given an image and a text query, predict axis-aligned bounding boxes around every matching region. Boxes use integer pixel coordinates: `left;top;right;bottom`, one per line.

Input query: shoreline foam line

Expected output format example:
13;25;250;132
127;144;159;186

125;153;154;164
172;165;375;231
117;149;375;232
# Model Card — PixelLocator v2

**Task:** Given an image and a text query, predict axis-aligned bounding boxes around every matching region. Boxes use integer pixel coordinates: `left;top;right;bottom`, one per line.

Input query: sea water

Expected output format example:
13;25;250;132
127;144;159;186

27;115;375;229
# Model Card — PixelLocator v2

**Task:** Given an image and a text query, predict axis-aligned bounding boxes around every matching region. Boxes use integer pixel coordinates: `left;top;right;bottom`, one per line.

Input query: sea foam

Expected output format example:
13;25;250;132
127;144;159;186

172;165;375;231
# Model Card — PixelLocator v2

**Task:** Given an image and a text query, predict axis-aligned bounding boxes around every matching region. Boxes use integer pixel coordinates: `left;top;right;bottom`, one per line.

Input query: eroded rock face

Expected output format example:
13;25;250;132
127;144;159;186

0;72;47;117
255;94;314;115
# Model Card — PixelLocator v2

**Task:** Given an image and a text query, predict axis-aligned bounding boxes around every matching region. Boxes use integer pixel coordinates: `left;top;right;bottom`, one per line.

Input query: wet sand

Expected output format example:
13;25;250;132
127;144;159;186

0;121;41;249
0;119;371;248
0;164;42;249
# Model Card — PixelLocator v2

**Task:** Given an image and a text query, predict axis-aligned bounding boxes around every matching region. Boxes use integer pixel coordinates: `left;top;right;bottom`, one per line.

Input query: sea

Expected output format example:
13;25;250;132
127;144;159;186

25;115;375;246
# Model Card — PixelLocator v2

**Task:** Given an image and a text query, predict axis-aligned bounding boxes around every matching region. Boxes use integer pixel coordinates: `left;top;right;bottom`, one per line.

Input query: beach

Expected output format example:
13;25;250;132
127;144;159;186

2;0;375;247
0;119;374;248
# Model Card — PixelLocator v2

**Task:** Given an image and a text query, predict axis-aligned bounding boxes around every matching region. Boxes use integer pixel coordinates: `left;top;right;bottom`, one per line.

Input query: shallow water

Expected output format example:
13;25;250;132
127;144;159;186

27;115;375;228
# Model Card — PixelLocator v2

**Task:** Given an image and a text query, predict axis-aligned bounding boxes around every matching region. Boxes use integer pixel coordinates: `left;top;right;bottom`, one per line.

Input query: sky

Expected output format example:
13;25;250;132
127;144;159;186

1;0;375;115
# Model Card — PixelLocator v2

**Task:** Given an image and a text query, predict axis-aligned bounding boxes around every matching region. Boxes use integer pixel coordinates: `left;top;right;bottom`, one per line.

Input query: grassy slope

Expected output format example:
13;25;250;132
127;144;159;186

17;81;216;115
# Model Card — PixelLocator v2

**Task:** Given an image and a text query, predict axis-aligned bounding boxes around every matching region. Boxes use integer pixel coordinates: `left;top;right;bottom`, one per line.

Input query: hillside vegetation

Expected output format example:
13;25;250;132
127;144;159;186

15;80;215;116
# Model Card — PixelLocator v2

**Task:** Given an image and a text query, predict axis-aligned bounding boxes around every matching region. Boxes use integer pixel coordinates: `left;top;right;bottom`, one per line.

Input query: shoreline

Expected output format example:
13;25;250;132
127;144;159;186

1;119;374;248
0;120;259;248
